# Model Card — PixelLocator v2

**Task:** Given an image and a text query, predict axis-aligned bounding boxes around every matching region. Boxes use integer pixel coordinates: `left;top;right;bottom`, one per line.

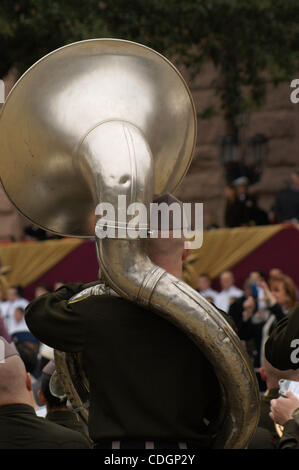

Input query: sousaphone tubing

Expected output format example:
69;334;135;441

0;39;260;448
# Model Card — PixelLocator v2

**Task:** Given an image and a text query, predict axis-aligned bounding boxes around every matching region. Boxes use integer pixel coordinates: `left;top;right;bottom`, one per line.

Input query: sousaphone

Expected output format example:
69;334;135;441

0;38;260;448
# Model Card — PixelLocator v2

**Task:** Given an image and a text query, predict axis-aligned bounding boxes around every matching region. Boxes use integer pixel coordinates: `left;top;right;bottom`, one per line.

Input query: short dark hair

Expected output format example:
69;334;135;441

9;285;24;297
40;373;67;409
250;270;266;279
15;342;38;373
35;284;51;292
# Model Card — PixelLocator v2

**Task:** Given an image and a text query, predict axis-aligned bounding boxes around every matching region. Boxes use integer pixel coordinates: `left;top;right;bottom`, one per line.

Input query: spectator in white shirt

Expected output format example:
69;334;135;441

197;273;218;303
215;271;243;313
10;307;30;336
0;286;29;334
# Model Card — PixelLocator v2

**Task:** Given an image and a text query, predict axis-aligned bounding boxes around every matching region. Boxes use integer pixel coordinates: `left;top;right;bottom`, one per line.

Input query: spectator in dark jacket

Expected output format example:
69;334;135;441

273;169;299;223
225;177;269;227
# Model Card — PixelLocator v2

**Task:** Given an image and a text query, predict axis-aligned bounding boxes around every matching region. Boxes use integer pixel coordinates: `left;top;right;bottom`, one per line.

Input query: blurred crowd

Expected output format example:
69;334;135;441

197;269;299;372
0;282;64;375
197;268;299;448
206;168;299;230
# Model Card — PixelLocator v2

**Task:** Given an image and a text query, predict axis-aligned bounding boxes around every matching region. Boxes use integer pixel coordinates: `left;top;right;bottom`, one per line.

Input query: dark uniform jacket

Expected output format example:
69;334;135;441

279;419;299;449
248;390;299;449
265;303;299;370
46;409;87;436
25;282;223;446
258;388;280;448
264;303;299;449
0;404;89;449
273;187;299;222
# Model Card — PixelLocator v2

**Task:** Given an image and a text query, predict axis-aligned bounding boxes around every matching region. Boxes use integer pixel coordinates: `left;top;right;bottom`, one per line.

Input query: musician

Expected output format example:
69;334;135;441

264;301;299;448
25;194;231;449
265;302;299;371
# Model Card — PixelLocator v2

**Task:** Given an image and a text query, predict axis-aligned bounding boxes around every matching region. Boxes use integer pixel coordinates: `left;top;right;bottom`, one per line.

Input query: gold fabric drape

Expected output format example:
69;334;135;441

0;238;83;288
184;224;284;288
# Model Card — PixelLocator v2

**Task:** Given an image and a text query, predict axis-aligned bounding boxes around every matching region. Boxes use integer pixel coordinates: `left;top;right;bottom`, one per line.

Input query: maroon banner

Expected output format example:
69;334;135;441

213;226;299;290
24;240;99;300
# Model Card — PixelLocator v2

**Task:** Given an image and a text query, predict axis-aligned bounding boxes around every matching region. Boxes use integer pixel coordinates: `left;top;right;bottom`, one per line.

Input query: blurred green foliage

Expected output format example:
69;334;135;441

1;0;299;128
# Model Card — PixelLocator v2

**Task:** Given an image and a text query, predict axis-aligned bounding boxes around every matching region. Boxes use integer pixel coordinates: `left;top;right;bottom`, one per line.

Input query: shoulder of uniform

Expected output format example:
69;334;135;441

68;283;120;305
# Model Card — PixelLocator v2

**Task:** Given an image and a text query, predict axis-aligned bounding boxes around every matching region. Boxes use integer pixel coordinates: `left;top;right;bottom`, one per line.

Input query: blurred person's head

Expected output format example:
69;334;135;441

269;275;297;310
198;274;212;292
14;307;24;323
243;278;253;297
249;270;265;283
53;281;65;291
15;341;39;374
7;286;23;302
34;284;51;298
0;337;35;407
269;268;284;279
233;176;249;197
37;361;67;411
220;271;235;290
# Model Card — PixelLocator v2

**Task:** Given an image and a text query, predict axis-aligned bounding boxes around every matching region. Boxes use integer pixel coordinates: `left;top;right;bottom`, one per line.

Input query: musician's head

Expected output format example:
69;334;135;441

146;194;187;279
260;356;299;385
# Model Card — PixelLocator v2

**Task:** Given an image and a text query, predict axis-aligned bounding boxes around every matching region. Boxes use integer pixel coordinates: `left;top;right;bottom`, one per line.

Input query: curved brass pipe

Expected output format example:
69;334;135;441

0;38;260;449
78;120;260;448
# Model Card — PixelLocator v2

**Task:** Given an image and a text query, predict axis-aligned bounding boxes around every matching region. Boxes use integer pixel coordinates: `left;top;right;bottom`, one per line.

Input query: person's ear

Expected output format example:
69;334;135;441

182;248;189;261
25;372;32;392
37;389;47;405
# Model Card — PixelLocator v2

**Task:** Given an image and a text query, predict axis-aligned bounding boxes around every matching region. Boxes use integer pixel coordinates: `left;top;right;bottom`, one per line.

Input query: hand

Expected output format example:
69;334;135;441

259;280;277;306
242;296;255;321
269;392;299;425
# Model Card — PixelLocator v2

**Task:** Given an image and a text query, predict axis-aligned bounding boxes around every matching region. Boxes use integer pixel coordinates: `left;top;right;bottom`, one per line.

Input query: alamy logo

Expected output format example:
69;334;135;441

95;196;203;249
290;338;299;364
290;79;299;104
0;80;5;104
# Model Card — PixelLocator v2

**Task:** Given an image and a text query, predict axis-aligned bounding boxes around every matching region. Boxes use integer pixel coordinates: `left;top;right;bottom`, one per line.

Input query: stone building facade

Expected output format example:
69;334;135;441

174;62;299;227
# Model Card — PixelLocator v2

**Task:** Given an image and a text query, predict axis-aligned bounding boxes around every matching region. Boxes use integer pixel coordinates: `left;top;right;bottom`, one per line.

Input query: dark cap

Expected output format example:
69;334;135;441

0;336;19;362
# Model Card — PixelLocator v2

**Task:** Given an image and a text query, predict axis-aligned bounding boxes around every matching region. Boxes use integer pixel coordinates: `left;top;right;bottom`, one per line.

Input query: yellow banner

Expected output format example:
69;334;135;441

184;224;285;288
0;238;83;288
